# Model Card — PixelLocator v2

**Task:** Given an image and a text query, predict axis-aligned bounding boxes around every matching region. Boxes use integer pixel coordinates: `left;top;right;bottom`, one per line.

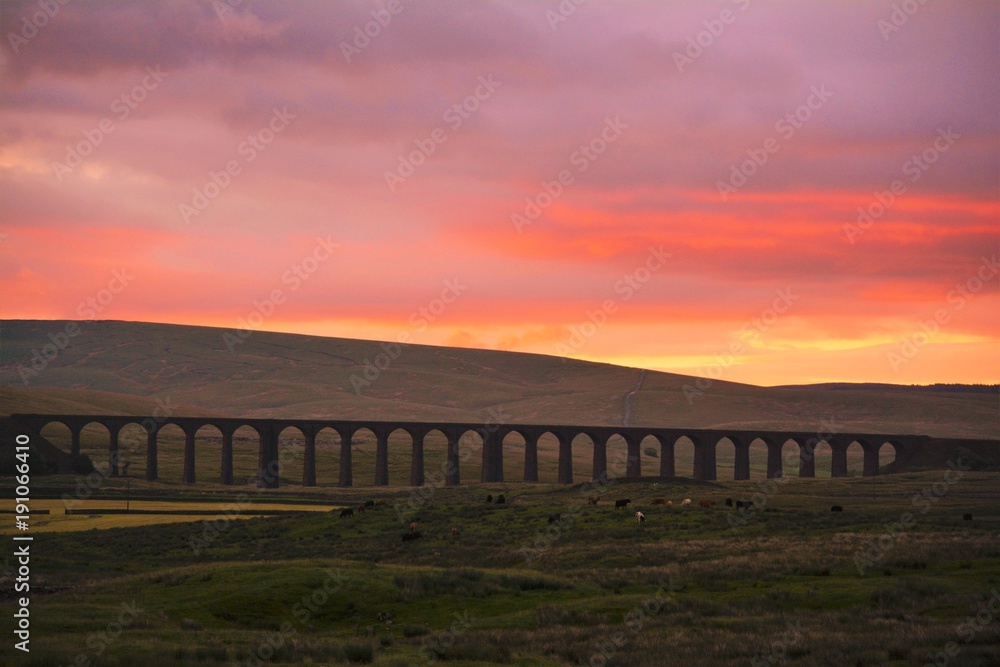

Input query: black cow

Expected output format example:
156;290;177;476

402;532;422;542
615;499;631;510
339;508;354;518
486;494;493;503
724;498;733;507
496;494;506;505
831;505;843;512
735;500;754;510
548;514;561;524
963;513;973;521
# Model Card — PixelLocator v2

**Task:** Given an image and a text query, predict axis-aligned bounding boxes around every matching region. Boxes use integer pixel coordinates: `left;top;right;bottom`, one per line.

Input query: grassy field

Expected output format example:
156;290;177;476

3;472;999;666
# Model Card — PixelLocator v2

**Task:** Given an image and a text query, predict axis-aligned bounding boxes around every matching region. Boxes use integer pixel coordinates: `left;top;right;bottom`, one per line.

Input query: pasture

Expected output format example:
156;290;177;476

4;472;999;666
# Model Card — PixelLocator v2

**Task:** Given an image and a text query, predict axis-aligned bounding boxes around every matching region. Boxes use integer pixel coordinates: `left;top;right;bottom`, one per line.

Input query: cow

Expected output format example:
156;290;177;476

725;498;734;507
451;527;460;536
831;505;843;512
548;514;561;524
681;499;692;507
588;495;600;505
736;500;754;510
666;500;673;507
496;494;506;505
486;494;493;503
339;508;354;518
635;511;646;525
409;522;418;533
963;513;973;521
364;500;375;508
615;499;631;510
401;532;422;542
651;498;667;505
356;504;366;514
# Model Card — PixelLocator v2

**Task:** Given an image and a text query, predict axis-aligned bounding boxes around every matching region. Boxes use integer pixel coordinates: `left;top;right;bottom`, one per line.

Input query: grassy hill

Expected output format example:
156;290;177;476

1;319;996;437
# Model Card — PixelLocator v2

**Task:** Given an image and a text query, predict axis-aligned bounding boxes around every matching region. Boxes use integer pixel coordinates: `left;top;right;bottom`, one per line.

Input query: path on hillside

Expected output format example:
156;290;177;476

623;368;646;427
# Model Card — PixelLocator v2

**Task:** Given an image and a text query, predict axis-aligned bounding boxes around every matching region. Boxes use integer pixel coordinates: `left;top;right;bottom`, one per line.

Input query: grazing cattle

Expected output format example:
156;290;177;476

635;511;646;525
736;500;754;510
409;522;418;533
698;500;715;508
588;495;600;505
356;504;366;514
401;532;422;542
651;498;667;505
548;514;561;524
666;500;673;507
339;508;354;518
486;494;493;503
377;611;394;623
681;499;692;507
725;498;733;507
364;500;375;508
615;499;631;510
963;513;973;521
831;505;843;512
496;494;506;504
451;527;460;536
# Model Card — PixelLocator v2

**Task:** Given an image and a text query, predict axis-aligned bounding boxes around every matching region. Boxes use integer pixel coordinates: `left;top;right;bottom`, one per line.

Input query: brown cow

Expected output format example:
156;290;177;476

588;495;600;505
409;522;418;533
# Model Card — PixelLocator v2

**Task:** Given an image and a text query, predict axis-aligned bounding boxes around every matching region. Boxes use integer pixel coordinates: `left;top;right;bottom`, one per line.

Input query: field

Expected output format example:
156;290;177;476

3;472;999;666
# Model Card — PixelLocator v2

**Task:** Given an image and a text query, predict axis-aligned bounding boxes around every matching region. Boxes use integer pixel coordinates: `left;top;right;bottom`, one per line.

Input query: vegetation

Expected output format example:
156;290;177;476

3;472;999;666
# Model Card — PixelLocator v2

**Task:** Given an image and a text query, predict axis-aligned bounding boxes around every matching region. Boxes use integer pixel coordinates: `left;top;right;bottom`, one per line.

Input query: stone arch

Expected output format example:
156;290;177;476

639;434;661;478
535;431;562;483
874;440;900;474
386;427;416;486
746;437;772;478
673;434;697;479
417;428;451;487
807;438;836;478
351;427;378;486
193;423;225;485
452;428;485;483
769;437;800;479
115;420;149;481
844;440;868;477
276;425;308;487
230;424;266;486
499;429;528;482
39;420;73;456
152;422;186;483
315;426;342;486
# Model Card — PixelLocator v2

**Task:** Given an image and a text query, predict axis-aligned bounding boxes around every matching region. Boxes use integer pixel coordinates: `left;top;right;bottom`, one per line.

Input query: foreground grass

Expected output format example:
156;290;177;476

3;472;999;666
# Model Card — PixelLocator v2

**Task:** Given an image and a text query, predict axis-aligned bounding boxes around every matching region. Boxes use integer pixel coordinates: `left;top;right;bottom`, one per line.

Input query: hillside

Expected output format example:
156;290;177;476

1;319;997;438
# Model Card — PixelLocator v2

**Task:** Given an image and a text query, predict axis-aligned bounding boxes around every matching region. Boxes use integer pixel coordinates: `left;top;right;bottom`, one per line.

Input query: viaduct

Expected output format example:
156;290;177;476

11;413;981;489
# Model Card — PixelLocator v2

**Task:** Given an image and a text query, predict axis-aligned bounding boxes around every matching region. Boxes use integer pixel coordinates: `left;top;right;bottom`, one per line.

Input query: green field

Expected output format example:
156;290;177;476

3;473;999;666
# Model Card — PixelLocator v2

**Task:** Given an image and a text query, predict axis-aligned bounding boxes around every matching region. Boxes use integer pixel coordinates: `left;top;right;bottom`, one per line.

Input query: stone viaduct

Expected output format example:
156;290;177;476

9;413;964;489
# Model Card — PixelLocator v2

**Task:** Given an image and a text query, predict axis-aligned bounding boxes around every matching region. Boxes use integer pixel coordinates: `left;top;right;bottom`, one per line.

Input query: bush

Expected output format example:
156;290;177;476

644;446;659;458
343;642;374;663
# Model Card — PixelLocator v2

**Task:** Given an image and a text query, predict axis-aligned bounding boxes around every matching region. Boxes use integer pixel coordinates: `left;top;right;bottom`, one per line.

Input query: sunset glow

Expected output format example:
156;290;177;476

1;0;997;385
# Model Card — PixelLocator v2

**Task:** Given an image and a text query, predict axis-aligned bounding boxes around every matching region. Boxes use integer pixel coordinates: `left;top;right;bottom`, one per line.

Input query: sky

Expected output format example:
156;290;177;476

1;0;998;386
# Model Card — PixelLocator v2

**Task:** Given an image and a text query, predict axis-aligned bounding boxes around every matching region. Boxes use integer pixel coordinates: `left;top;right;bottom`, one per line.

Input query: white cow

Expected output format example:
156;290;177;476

681;498;692;507
635;511;646;525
